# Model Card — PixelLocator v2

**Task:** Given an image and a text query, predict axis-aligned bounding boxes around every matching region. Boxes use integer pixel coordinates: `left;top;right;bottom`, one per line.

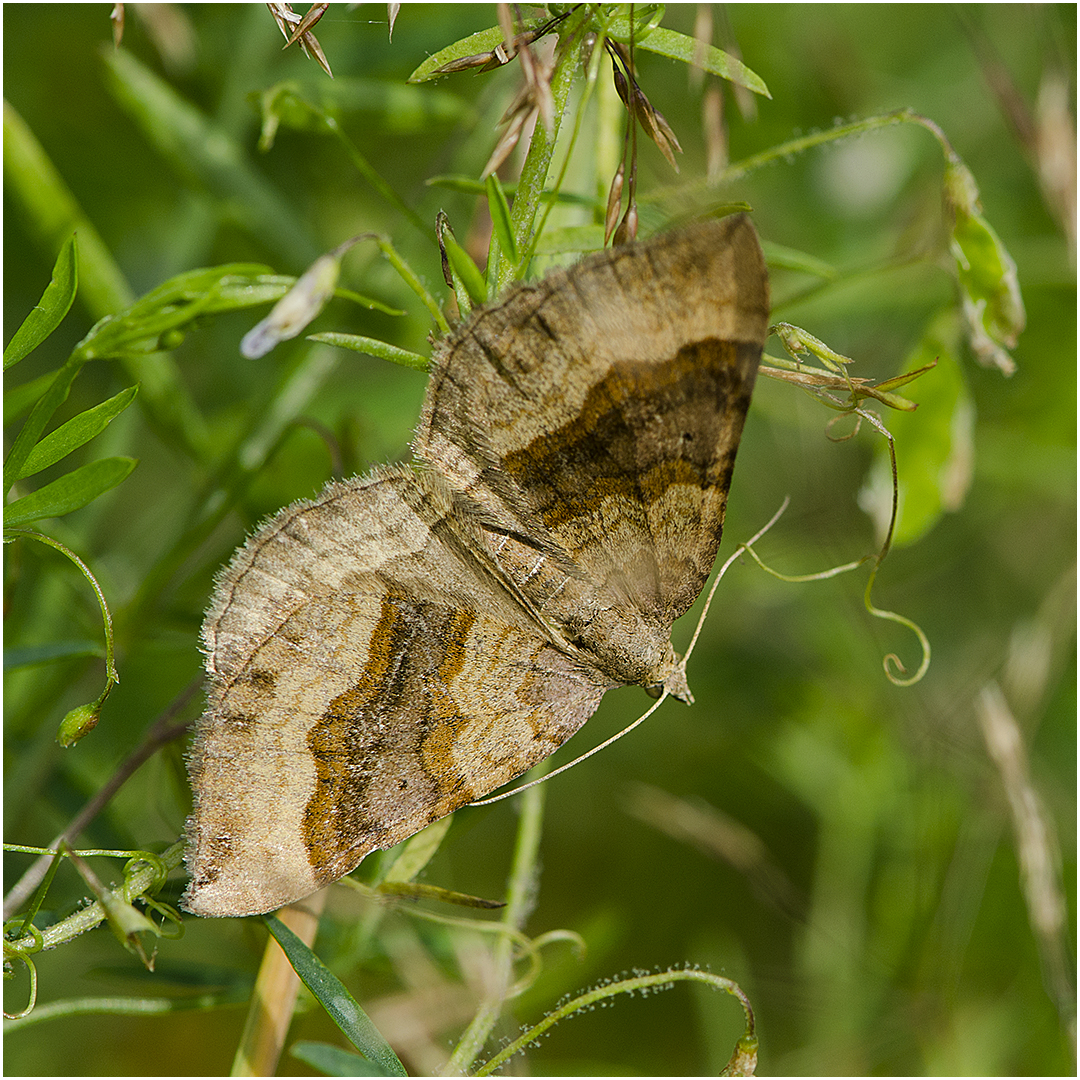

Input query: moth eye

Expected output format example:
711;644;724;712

681;432;694;442
644;683;664;700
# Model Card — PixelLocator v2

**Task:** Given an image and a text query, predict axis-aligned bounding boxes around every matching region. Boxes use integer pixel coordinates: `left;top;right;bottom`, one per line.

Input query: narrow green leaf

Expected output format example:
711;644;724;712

485;174;518;266
379;818;453;886
308;333;428;371
119;264;276;318
291;1041;393;1077
4;234;78;370
636;28;771;99
407;21;546;83
200;276;291;313
425;174;495;196
4;456;137;528
442;230;488;306
264;916;407;1077
599;4;667;43
427;176;597;211
4;358;85;496
17;385;139;480
376;880;504;909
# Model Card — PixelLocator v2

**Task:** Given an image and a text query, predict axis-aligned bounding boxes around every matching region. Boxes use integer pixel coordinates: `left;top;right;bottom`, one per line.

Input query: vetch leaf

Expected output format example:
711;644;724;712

4;234;78;370
73;266;281;361
17;385;138;480
264;916;407;1077
4;358;87;496
4;456;137;528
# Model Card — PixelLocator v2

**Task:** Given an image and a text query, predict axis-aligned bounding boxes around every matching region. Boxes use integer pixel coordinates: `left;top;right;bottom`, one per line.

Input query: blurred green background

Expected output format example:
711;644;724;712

4;4;1075;1075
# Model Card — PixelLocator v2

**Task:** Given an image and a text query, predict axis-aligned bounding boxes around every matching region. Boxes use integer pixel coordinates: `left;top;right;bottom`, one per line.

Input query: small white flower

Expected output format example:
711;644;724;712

241;252;342;359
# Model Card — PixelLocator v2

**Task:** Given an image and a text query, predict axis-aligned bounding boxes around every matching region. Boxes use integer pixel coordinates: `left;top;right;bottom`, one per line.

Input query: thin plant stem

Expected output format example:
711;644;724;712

502;10;588;291
647;107;957;206
5;841;186;952
444;773;547;1074
323;117;432;241
476;967;757;1076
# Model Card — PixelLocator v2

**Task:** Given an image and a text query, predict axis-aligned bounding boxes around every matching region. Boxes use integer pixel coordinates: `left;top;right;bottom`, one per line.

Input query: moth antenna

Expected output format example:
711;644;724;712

470;500;792;809
680;495;791;668
467;692;671;807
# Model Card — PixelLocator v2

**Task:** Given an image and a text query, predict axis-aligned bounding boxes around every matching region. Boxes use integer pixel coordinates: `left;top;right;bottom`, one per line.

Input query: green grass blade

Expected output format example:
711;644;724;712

636;28;771;99
264;916;407;1077
441;228;488;306
407;20;547;83
4;234;78;370
290;1040;395;1077
102;49;319;266
308;333;428;371
3;101;133;317
3;100;210;460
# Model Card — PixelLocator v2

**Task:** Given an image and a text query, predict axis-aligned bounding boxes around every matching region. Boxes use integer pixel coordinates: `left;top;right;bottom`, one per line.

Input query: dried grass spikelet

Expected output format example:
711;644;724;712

267;2;333;78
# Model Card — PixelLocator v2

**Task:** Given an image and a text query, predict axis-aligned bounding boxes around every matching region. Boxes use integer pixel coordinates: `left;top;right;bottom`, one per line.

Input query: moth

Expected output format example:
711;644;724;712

183;214;769;917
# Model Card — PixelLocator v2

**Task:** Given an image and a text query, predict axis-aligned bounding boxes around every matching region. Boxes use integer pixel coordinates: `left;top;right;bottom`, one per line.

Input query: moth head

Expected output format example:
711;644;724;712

646;646;693;705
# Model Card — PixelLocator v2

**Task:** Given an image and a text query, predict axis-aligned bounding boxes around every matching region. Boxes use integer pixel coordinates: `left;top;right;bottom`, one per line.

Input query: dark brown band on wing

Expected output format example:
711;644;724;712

301;596;472;881
498;337;759;616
